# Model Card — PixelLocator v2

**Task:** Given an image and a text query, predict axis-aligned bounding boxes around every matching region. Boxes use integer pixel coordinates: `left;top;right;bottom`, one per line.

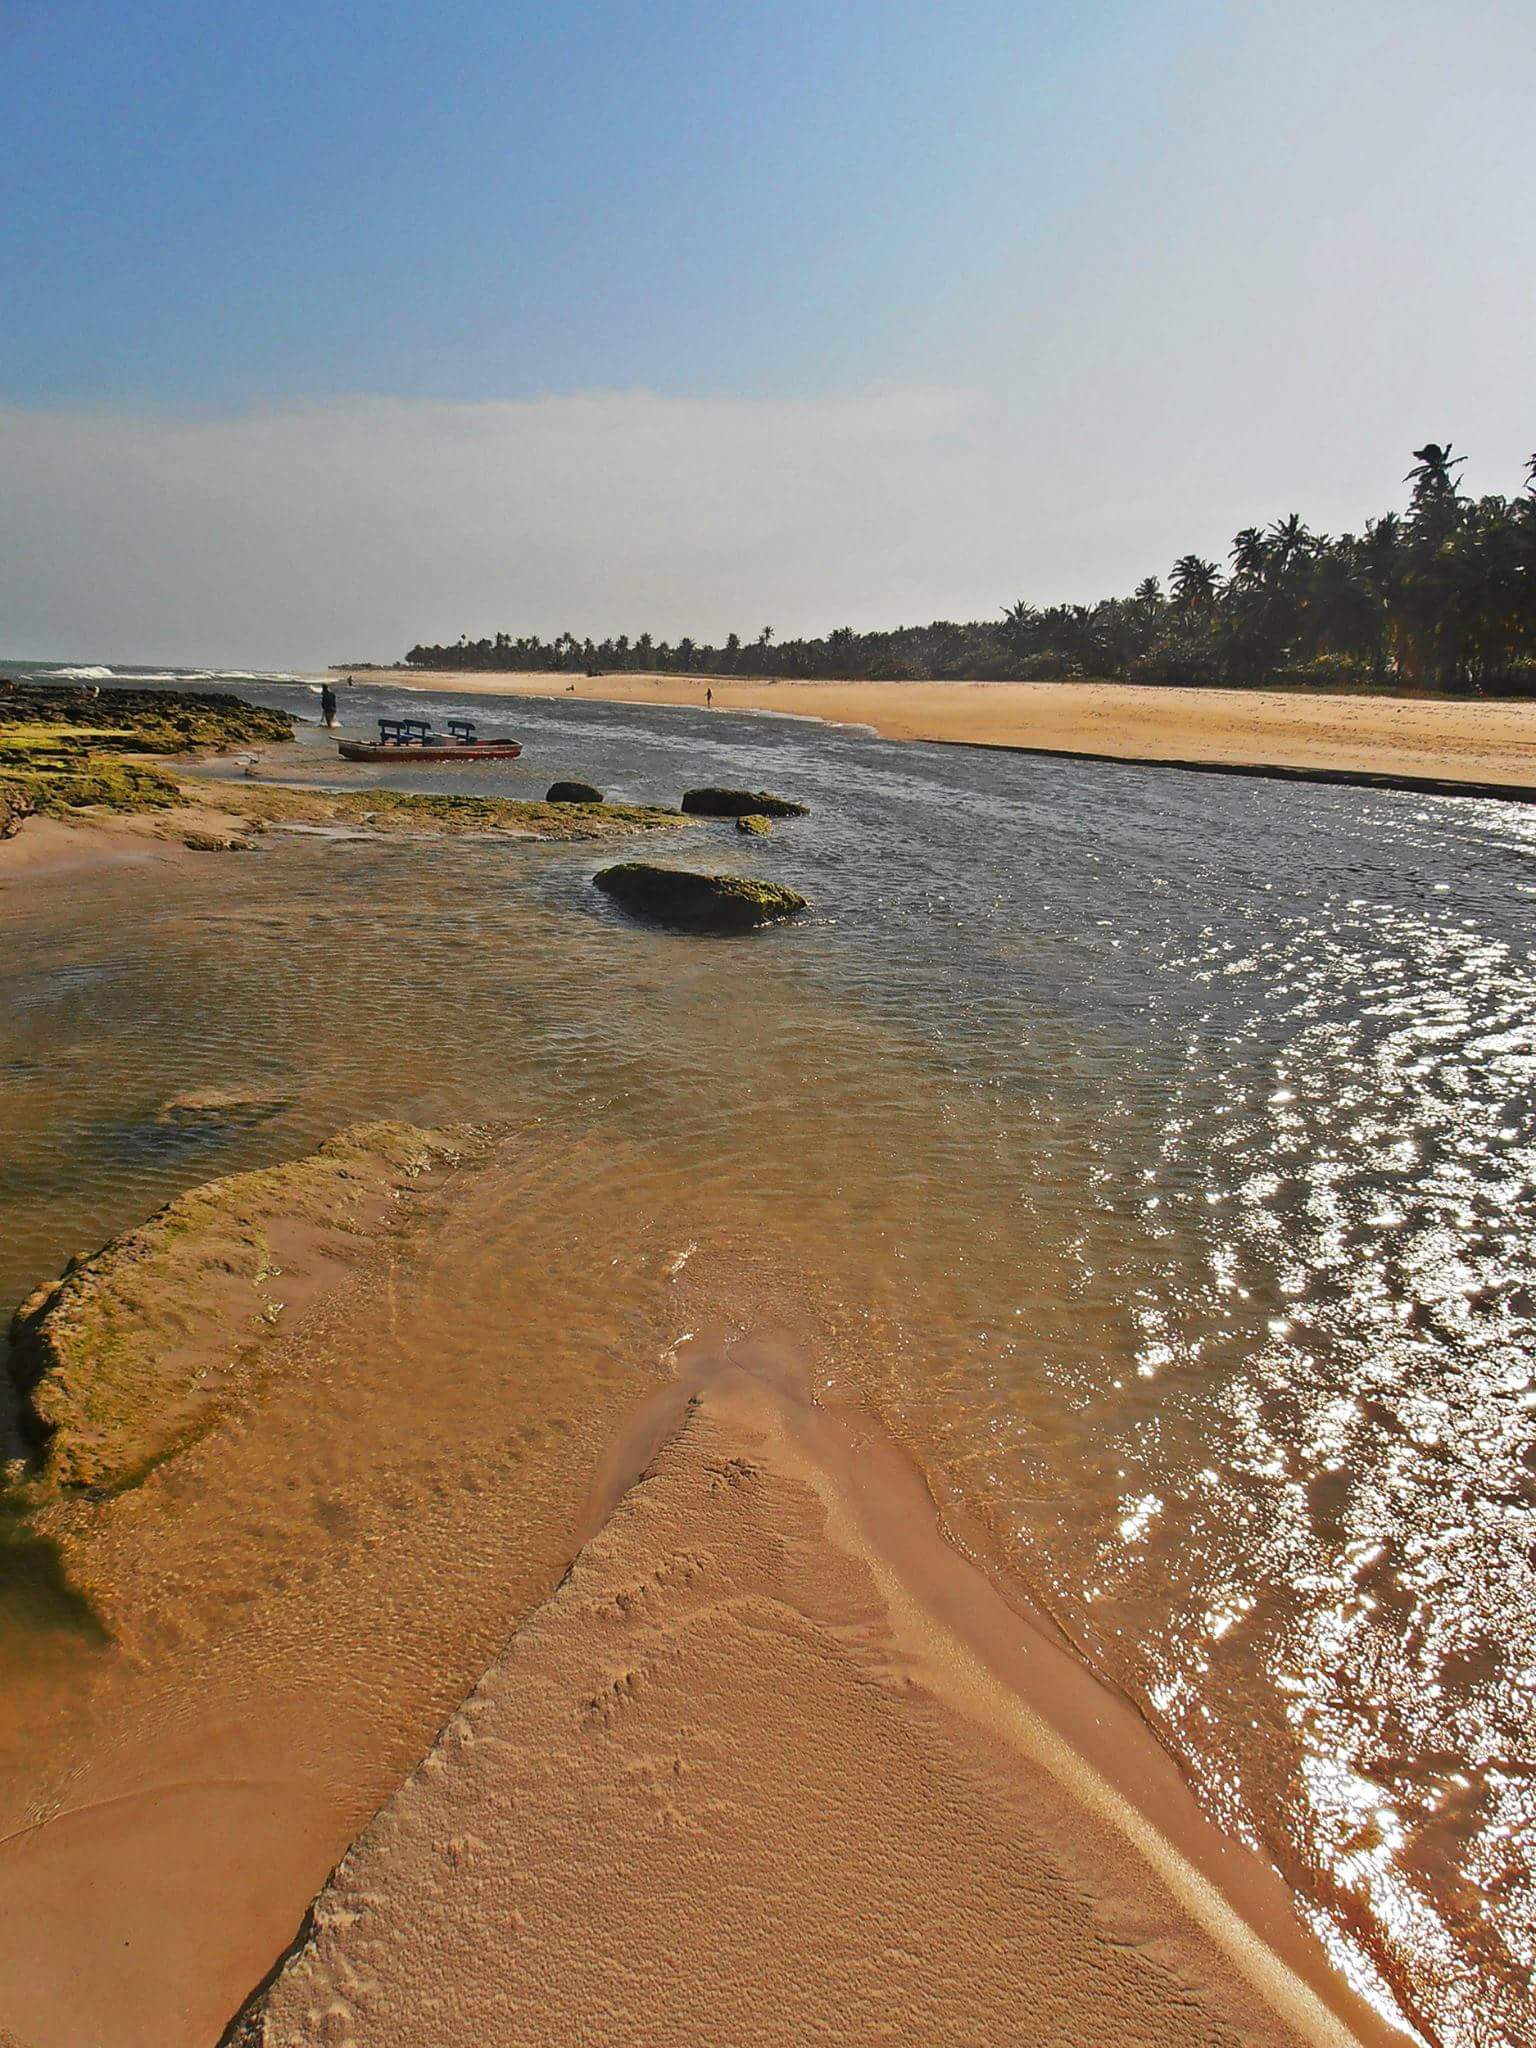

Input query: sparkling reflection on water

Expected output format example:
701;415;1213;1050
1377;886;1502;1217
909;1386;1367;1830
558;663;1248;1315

3;680;1534;2047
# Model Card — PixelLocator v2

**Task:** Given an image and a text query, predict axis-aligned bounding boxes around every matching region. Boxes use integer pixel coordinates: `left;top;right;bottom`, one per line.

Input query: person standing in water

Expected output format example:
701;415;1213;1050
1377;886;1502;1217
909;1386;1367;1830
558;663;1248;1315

320;682;338;728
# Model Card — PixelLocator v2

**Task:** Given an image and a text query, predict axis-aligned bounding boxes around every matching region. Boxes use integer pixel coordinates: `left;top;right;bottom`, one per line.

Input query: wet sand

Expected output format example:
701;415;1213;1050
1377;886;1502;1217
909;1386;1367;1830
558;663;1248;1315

352;668;1536;796
231;1337;1396;2048
1;1121;1400;2048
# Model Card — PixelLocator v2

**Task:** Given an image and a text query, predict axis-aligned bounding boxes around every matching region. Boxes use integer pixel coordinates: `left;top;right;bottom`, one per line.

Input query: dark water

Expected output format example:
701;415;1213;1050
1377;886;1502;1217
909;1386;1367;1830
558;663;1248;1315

3;668;1533;2045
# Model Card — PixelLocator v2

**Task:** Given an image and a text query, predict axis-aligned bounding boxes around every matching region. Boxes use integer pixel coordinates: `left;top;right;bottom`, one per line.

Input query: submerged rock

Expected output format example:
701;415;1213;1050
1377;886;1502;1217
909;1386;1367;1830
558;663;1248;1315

680;787;809;819
546;780;604;804
594;862;806;933
153;1085;295;1128
735;813;772;837
7;1122;464;1494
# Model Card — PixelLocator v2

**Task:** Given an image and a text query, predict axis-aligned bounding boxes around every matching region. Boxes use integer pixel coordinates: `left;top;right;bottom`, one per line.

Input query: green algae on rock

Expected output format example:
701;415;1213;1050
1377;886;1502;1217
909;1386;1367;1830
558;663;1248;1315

593;862;807;933
0;780;36;840
0;685;292;833
680;787;810;819
546;780;605;804
735;813;772;837
0;684;292;754
6;1122;465;1494
212;783;691;842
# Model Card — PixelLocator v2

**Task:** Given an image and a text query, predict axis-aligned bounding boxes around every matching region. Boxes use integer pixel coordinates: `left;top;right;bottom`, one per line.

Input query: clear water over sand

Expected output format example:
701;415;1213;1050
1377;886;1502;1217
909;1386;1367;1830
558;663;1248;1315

3;678;1533;2046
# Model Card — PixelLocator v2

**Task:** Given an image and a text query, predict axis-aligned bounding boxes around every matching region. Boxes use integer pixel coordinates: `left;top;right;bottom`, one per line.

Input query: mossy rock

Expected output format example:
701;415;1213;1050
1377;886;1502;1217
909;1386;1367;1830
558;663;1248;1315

0;684;292;753
215;784;690;842
183;832;255;852
546;780;604;804
594;862;807;933
735;813;772;837
680;787;809;819
8;756;184;818
6;1122;464;1494
0;779;36;840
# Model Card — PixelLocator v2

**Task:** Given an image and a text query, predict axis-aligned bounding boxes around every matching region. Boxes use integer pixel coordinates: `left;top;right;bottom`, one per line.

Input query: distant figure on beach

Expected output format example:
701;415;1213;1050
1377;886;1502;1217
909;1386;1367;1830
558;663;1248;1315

320;682;338;728
706;687;713;708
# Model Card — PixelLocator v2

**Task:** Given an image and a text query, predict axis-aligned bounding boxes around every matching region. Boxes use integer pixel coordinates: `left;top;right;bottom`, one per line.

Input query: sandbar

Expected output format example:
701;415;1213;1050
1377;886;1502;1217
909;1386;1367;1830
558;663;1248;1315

228;1336;1401;2048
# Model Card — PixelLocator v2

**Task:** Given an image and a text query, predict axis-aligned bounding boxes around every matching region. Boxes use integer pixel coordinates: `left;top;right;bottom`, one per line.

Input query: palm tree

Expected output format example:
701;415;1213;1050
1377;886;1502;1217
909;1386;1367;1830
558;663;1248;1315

1267;514;1314;574
1406;442;1466;503
1229;528;1268;586
1170;555;1221;610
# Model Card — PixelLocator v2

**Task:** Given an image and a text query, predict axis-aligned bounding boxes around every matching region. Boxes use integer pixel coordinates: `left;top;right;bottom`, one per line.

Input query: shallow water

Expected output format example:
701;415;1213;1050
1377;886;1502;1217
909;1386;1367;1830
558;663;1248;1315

3;675;1534;2046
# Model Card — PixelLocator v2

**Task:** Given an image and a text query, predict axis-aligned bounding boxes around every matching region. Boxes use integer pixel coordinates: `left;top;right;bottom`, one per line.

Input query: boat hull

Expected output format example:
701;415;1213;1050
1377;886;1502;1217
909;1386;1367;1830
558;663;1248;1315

337;742;524;763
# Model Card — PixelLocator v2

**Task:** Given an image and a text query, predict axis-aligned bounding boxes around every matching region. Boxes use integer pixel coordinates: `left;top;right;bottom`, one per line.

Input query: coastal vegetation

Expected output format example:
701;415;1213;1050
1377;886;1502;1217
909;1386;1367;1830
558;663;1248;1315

402;442;1536;694
594;862;808;932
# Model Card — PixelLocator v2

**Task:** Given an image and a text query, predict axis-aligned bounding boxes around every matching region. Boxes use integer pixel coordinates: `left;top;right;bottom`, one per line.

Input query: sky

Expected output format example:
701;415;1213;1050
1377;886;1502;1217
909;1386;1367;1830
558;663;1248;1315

1;0;1531;667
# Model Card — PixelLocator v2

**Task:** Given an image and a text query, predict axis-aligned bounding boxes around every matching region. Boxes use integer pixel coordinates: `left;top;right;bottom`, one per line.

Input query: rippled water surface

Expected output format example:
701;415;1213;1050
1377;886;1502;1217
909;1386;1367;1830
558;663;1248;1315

3;676;1534;2046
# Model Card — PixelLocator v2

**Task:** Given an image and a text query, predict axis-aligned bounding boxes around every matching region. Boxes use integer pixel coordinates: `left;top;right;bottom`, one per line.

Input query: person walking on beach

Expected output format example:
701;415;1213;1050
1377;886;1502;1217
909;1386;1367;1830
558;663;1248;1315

706;687;713;708
320;682;338;728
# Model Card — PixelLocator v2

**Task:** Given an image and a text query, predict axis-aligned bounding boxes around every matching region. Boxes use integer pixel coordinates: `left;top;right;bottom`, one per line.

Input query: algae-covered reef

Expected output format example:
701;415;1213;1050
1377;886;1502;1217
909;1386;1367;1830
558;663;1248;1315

0;683;293;752
0;682;293;828
594;862;808;932
7;1122;463;1494
680;787;810;819
223;783;691;842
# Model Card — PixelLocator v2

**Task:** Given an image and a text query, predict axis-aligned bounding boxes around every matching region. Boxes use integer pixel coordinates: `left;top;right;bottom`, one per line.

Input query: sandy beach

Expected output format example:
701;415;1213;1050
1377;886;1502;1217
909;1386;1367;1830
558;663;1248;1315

230;1335;1397;2048
349;669;1536;796
4;680;1526;2047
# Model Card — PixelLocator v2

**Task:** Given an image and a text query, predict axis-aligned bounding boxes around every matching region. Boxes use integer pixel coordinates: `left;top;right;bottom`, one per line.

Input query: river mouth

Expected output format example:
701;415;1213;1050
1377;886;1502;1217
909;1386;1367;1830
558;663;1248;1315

3;679;1534;2048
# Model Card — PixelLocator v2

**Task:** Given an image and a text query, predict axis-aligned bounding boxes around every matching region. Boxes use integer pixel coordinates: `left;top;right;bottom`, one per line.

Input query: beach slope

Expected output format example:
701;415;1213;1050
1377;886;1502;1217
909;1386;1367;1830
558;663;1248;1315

364;669;1536;797
228;1355;1390;2048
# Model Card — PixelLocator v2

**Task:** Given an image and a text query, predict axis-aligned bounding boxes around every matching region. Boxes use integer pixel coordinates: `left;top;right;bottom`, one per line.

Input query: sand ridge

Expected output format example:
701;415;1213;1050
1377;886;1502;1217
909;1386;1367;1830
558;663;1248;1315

228;1344;1399;2048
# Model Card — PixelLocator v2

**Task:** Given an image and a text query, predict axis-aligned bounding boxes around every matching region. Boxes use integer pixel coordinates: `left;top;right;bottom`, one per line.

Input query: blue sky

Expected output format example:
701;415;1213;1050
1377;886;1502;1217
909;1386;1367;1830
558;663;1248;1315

5;0;1184;405
2;1;1531;663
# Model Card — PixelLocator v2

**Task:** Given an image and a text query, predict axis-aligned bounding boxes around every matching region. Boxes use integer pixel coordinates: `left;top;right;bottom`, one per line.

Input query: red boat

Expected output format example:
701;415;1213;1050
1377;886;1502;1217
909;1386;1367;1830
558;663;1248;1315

338;739;524;762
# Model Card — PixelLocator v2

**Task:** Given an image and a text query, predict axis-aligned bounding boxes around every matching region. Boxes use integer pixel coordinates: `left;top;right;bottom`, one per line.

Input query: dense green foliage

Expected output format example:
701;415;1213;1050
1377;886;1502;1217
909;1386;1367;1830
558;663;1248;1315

406;445;1536;694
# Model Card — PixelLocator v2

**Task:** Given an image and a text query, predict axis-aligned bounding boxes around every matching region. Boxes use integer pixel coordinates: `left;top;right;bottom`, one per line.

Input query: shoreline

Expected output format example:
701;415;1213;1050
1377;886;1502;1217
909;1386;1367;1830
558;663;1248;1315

230;1331;1405;2048
342;668;1536;800
0;1110;1412;2048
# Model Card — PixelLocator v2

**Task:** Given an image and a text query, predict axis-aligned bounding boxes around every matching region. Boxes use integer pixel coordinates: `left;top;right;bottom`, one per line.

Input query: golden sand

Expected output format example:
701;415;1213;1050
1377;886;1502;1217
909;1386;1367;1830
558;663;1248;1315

229;1338;1398;2048
354;668;1536;794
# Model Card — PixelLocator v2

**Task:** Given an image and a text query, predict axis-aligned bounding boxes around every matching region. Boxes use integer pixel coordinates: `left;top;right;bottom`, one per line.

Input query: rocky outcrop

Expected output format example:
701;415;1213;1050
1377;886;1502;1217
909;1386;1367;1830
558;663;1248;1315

735;814;772;837
593;863;807;933
0;779;36;840
680;788;809;819
183;832;256;852
7;1122;464;1494
0;683;293;752
546;780;605;804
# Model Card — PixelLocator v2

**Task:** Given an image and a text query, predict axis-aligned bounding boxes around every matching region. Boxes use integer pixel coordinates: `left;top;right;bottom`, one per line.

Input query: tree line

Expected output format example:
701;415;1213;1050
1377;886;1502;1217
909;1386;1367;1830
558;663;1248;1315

403;443;1536;694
